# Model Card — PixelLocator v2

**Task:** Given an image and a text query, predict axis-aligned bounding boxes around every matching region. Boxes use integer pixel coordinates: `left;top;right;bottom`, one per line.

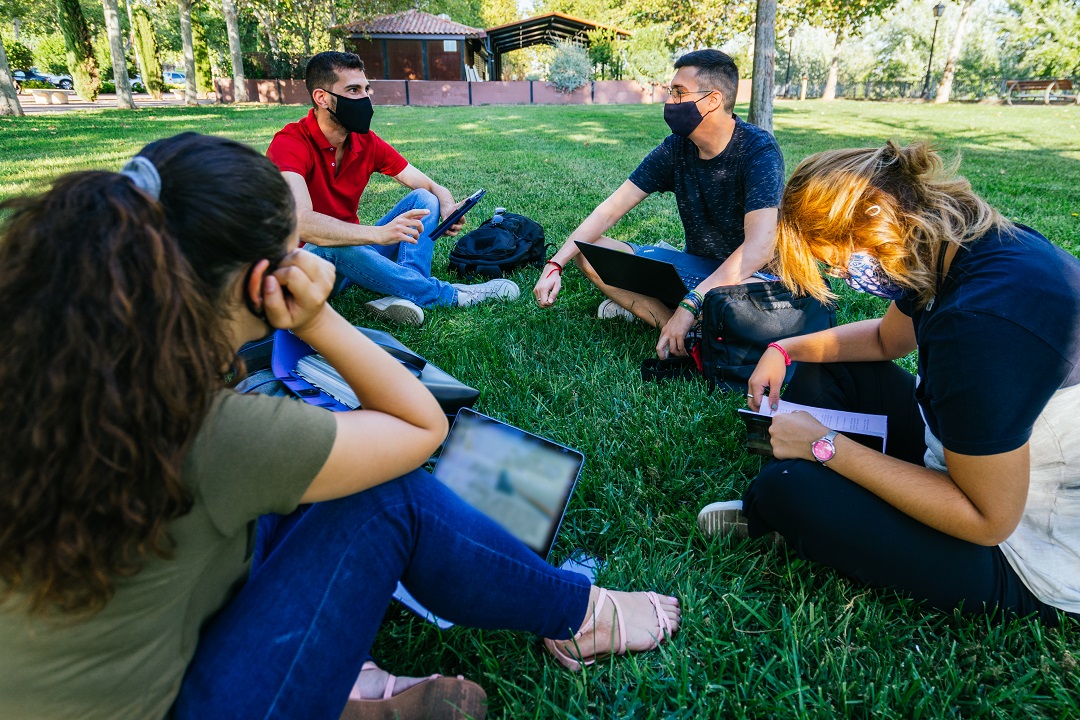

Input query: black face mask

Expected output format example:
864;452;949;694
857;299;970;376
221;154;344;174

663;93;716;138
326;92;374;135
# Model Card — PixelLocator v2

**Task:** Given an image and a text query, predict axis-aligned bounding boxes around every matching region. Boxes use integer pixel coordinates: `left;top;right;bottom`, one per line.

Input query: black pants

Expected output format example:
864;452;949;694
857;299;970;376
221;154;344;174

742;361;1069;623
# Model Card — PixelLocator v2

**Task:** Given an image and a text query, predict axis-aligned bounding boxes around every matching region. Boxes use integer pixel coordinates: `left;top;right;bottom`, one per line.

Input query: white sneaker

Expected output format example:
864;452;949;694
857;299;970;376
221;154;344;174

697;499;783;546
597;299;637;322
363;296;425;326
453;279;520;307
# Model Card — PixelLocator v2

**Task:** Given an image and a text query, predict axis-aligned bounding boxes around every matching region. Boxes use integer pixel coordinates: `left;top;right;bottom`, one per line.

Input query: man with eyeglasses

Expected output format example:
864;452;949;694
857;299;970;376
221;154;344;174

533;49;785;360
268;51;519;327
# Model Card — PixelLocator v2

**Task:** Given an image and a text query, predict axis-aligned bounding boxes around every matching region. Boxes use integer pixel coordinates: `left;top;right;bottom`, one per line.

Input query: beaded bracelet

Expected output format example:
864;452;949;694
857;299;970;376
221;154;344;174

767;342;791;366
679;290;704;318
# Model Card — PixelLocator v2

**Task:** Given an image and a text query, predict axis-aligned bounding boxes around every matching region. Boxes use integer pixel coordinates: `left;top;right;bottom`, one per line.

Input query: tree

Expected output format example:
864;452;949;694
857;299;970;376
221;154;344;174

934;0;973;103
999;0;1080;78
480;0;517;26
56;0;101;101
192;14;212;92
622;24;672;85
794;0;899;100
748;0;777;133
132;5;165;99
220;0;247;101
0;33;24;115
5;38;32;69
177;0;196;104
102;0;136;108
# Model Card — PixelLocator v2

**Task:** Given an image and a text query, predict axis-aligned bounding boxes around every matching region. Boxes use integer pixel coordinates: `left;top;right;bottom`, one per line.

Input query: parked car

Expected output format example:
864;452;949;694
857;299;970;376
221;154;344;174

13;68;74;90
43;71;74;90
163;71;186;85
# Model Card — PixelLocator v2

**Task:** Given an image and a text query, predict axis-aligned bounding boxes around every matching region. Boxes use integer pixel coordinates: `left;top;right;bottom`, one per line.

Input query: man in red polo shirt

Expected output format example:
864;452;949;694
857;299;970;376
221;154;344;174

267;51;518;326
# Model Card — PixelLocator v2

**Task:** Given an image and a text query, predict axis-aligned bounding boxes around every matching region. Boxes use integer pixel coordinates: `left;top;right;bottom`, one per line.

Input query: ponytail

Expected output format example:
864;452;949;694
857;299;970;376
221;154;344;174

0;170;227;616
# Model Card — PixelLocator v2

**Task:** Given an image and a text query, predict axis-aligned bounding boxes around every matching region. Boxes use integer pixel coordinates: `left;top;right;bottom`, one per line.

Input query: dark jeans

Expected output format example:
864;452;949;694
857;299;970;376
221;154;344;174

742;361;1066;623
173;469;592;719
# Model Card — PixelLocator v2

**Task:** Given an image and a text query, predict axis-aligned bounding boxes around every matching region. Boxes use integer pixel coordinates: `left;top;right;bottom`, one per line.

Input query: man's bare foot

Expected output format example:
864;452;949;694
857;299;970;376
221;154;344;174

546;586;681;670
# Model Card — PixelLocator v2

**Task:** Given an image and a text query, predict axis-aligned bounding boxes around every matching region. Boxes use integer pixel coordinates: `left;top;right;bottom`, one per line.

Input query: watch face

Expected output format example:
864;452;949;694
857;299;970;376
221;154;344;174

812;438;835;462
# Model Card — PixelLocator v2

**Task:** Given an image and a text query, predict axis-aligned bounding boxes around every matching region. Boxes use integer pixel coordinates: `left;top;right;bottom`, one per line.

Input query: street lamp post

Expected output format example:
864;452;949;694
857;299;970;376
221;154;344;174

784;28;795;97
922;2;945;100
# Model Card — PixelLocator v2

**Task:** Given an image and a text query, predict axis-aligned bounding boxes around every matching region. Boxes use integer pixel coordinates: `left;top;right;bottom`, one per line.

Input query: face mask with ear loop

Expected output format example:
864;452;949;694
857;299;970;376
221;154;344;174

663;91;720;137
324;91;374;135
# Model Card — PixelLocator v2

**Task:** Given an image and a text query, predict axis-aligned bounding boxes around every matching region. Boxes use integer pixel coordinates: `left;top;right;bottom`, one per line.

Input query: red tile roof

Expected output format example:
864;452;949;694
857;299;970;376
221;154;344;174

342;9;485;38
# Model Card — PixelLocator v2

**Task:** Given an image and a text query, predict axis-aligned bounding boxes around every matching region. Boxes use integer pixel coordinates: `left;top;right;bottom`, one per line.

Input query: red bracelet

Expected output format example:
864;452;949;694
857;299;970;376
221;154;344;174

545;260;564;277
767;342;791;366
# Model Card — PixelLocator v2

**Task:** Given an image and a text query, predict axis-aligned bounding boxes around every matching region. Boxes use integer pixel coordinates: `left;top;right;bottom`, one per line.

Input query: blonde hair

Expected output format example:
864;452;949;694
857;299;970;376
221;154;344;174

775;140;1007;308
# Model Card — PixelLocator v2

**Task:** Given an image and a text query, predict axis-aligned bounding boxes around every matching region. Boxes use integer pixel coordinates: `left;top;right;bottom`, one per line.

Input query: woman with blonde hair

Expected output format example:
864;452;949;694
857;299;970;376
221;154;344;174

698;141;1080;622
0;133;680;720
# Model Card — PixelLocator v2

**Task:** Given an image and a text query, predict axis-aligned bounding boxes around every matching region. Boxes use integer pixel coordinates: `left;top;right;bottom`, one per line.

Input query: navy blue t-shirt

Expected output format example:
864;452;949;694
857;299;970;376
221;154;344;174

627;116;785;262
895;224;1080;456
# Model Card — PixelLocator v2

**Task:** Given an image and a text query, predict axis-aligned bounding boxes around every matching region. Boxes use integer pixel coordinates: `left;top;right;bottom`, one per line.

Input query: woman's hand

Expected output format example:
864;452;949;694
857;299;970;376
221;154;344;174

262;250;337;334
747;345;789;412
768;411;830;461
534;264;563;307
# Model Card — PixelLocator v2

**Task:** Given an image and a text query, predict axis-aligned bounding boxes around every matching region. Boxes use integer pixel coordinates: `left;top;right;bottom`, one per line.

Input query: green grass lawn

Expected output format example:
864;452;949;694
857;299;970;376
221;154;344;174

2;100;1079;718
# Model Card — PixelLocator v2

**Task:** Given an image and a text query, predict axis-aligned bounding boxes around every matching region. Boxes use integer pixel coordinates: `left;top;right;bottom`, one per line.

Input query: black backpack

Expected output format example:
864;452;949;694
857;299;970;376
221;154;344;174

448;211;545;279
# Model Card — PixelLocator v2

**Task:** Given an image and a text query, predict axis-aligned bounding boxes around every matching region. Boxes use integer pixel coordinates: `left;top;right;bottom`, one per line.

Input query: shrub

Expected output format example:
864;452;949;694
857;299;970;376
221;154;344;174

100;80;115;93
21;79;54;90
547;41;590;94
6;39;34;71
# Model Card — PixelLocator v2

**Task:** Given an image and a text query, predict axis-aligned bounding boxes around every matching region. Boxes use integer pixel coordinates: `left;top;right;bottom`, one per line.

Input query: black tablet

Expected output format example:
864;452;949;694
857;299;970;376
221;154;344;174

430;188;485;240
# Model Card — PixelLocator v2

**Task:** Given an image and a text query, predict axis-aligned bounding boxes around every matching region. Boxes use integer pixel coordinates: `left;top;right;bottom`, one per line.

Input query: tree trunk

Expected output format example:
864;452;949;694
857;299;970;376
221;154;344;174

821;28;844;101
748;0;776;133
934;0;974;104
221;0;248;102
0;35;25;116
178;0;198;105
253;8;283;62
125;0;145;89
102;0;136;108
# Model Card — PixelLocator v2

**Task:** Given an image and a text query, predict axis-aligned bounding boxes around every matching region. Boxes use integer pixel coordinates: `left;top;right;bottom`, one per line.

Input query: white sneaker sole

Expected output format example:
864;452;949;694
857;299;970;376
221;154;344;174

364;301;424;327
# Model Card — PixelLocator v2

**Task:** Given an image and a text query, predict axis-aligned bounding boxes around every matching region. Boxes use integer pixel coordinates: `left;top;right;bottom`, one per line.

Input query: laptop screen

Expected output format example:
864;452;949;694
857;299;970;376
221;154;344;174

433;409;584;558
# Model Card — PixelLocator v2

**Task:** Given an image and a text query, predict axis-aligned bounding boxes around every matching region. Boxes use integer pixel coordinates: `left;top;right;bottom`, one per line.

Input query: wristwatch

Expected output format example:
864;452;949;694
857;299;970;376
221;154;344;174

812;430;839;464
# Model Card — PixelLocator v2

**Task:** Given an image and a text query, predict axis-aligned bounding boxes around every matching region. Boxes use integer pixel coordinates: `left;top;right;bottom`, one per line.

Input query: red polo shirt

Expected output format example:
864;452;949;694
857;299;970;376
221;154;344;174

267;109;409;224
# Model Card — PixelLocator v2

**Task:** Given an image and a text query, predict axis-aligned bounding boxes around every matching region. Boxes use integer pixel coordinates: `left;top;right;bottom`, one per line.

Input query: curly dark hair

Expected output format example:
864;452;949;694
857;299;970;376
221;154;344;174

0;133;295;616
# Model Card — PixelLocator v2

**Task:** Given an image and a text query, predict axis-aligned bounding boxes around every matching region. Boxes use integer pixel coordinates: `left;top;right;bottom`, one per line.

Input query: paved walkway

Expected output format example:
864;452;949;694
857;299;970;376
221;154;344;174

17;92;217;114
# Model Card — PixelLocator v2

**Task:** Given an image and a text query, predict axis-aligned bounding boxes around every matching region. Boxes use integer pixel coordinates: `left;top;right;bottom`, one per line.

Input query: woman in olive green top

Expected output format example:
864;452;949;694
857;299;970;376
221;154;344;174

0;133;680;720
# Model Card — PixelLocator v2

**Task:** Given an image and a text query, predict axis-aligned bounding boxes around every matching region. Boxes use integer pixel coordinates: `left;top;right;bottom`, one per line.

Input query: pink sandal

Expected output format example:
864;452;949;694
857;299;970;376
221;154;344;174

339;661;487;720
543;589;676;672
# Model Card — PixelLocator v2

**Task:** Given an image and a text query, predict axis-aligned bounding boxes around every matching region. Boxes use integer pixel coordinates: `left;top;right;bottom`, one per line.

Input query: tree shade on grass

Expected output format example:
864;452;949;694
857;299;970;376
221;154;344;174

0;101;1079;718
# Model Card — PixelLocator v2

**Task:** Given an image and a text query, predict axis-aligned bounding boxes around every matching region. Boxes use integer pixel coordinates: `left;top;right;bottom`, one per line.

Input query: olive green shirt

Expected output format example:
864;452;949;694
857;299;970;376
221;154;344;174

0;391;337;720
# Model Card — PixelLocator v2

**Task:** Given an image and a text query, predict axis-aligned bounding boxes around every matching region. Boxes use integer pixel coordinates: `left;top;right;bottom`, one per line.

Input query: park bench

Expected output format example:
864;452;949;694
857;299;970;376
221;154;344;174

1004;79;1079;105
28;89;70;105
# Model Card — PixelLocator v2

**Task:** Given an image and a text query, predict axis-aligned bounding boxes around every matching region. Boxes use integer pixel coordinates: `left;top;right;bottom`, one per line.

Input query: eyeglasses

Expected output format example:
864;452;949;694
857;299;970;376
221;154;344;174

665;86;715;103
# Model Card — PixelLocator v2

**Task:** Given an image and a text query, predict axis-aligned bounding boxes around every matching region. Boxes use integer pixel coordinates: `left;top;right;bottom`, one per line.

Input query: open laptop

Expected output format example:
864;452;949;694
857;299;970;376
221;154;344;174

392;408;587;627
575;241;721;307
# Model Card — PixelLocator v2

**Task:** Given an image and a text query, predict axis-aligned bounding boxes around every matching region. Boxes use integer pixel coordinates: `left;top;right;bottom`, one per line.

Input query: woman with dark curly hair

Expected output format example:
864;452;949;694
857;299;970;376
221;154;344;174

0;133;680;720
698;141;1080;623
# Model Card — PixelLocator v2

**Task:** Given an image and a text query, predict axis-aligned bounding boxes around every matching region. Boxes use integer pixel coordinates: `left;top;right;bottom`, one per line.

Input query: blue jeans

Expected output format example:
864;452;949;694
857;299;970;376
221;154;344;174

173;469;591;719
307;189;459;307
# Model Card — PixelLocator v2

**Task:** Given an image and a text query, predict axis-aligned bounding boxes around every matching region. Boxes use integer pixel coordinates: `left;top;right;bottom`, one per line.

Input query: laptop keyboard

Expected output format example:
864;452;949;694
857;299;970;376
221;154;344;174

682;273;708;288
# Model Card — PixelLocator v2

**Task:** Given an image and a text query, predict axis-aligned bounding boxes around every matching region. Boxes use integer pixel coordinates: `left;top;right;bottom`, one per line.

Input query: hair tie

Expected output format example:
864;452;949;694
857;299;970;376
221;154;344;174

866;204;881;216
120;156;162;200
